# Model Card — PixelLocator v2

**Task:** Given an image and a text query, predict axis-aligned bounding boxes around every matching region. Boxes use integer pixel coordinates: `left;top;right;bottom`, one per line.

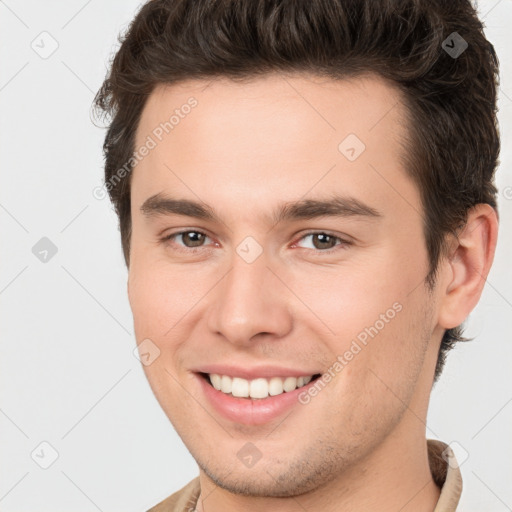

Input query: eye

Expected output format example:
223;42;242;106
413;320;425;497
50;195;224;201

160;230;213;253
293;231;351;253
160;229;351;255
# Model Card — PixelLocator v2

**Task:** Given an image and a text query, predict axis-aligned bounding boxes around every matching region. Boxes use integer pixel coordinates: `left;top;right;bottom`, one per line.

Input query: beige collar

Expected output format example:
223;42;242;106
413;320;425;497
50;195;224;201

429;439;463;511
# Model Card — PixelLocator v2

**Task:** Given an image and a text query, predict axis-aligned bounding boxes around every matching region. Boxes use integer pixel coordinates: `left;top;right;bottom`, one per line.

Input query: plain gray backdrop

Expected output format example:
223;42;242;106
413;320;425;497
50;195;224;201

1;1;511;510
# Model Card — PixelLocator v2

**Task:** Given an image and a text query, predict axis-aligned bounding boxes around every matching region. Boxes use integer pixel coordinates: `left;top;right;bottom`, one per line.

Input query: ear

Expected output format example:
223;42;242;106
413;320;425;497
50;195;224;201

438;204;499;330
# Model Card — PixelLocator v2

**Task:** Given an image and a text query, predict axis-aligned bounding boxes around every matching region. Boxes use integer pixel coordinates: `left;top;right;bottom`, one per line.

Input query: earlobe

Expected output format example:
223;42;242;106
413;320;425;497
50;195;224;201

438;204;498;330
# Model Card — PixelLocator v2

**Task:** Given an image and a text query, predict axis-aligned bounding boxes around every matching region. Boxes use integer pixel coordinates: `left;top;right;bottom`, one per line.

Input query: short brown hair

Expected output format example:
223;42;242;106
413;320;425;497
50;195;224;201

93;0;500;382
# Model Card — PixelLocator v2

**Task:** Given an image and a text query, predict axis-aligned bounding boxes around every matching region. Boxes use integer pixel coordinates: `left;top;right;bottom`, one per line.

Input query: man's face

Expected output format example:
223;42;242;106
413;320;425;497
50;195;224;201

128;73;444;496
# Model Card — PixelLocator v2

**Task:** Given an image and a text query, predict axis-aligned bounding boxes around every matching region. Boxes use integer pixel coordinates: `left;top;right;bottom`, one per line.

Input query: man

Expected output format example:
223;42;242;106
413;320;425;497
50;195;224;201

93;0;500;510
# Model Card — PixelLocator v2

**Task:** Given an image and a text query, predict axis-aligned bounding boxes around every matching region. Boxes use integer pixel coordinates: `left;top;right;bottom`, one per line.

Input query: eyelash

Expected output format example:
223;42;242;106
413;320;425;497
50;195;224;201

159;229;351;255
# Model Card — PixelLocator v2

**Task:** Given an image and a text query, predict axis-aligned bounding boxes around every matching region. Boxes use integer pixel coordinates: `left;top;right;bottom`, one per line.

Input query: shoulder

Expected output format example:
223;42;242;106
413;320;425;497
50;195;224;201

146;477;201;512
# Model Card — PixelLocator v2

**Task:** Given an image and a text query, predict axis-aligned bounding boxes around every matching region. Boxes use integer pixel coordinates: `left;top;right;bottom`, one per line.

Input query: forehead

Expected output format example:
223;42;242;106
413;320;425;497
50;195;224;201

135;72;408;150
131;72;418;223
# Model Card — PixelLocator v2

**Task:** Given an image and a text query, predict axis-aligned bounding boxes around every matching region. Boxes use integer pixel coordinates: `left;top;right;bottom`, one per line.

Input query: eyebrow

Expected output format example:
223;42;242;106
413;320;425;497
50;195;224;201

140;192;383;225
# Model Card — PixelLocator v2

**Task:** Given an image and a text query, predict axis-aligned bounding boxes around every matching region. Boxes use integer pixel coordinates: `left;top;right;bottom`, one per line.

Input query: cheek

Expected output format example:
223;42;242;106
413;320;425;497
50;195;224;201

297;257;430;395
128;265;194;415
319;303;431;449
127;260;207;388
336;287;432;419
287;259;409;342
128;258;199;337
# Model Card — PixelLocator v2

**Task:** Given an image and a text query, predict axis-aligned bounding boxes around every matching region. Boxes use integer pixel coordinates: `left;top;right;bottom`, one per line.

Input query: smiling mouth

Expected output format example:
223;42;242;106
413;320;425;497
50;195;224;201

199;372;322;400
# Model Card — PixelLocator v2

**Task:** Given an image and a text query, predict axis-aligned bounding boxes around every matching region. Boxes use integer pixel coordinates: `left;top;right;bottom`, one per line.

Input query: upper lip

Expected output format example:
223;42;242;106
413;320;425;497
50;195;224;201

192;364;321;380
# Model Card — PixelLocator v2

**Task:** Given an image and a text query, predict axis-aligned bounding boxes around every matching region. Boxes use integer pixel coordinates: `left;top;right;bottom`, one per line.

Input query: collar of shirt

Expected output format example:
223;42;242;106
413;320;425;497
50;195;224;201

147;439;463;512
430;439;463;511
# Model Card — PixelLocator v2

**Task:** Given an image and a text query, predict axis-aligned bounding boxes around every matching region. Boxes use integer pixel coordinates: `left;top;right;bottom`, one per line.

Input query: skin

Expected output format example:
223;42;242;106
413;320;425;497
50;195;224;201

127;72;498;511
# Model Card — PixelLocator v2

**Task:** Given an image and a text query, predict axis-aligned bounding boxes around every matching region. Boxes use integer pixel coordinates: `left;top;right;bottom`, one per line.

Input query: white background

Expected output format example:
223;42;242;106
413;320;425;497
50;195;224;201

0;1;511;510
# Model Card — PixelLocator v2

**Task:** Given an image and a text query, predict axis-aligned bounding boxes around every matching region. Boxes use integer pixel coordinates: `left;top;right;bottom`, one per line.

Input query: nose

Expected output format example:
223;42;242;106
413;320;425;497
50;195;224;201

206;251;293;347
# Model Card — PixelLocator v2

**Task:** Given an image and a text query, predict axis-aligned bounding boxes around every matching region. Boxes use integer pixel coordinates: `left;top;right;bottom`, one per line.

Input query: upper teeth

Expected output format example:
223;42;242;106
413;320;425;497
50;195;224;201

208;374;314;399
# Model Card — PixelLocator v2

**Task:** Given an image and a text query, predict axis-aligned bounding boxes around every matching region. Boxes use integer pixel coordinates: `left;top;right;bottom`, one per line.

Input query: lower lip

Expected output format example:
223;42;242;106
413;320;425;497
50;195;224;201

196;373;319;426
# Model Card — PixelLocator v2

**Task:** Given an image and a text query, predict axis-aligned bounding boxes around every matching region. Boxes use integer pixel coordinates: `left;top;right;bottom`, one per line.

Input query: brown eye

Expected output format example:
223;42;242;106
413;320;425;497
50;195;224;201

161;230;213;252
294;232;351;254
310;233;338;250
179;231;207;247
